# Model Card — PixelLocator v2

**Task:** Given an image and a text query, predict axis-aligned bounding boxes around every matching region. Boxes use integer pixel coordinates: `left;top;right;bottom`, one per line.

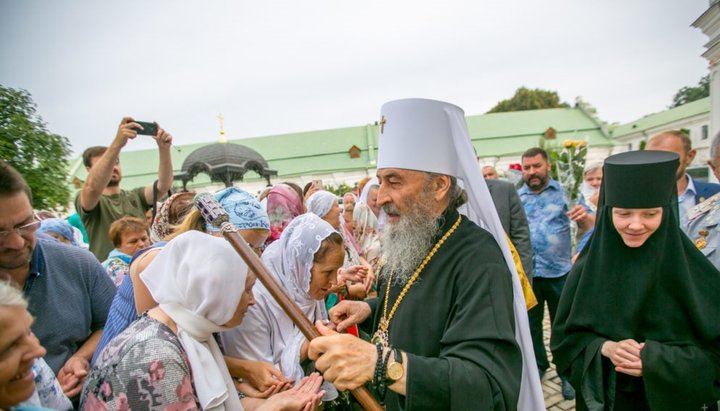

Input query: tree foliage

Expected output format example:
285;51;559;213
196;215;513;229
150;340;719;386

488;87;570;113
324;182;354;198
670;75;709;108
0;85;72;210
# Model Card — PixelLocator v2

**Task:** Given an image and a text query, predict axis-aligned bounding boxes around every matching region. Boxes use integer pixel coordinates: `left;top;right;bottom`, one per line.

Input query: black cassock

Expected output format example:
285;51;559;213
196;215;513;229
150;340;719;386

365;208;522;410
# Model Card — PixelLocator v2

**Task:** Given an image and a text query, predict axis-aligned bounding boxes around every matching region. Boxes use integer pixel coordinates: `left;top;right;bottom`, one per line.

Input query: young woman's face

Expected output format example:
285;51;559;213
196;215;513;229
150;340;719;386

223;271;257;328
0;306;46;409
308;243;345;300
612;207;663;248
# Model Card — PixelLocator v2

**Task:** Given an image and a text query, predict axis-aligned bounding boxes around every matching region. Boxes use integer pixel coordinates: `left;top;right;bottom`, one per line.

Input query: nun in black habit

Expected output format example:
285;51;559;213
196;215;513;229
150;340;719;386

551;150;720;411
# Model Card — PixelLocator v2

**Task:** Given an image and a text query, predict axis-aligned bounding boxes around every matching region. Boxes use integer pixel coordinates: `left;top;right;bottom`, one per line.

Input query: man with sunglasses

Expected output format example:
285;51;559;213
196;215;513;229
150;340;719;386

0;160;116;401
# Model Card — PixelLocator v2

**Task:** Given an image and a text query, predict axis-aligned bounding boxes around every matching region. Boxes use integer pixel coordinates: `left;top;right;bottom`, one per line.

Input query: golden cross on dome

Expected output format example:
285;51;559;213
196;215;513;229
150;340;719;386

379;115;387;134
217;113;227;143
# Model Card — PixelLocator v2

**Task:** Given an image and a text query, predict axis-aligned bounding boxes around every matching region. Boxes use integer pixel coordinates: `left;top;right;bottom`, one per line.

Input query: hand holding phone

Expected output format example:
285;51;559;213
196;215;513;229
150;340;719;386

132;121;158;136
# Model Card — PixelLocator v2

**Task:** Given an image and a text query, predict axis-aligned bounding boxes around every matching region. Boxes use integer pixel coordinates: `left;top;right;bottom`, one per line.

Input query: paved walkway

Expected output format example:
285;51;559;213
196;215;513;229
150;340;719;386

541;307;575;411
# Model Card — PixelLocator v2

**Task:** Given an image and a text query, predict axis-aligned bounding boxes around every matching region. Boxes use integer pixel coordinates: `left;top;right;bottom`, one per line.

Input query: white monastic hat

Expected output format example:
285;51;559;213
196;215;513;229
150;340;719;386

376;98;545;410
377;98;463;176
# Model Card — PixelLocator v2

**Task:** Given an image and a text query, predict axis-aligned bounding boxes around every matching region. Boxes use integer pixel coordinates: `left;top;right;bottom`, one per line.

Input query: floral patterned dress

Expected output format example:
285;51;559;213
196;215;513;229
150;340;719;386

80;315;200;410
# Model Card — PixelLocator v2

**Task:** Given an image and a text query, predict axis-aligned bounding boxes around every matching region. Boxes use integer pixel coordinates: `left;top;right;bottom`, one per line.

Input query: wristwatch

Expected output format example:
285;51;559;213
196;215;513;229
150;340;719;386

386;348;404;382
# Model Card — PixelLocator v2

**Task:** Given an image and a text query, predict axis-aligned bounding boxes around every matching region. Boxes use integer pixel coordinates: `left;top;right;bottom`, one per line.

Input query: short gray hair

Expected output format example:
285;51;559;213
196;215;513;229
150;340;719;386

0;281;27;309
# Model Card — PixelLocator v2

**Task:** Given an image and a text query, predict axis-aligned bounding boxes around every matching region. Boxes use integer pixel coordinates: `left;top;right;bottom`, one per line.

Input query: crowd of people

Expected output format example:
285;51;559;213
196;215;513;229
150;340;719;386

1;103;719;411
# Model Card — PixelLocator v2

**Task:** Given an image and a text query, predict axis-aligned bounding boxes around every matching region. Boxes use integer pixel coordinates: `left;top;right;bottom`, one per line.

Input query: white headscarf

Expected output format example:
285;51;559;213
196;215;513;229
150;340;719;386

358;177;387;229
358;178;378;205
306;190;362;265
305;190;338;219
353;203;382;264
220;213;339;400
141;231;246;411
377;98;544;410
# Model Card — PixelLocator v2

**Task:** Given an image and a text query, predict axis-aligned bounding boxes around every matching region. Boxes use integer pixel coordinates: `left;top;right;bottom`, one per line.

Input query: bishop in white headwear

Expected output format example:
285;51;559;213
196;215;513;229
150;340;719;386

309;98;544;410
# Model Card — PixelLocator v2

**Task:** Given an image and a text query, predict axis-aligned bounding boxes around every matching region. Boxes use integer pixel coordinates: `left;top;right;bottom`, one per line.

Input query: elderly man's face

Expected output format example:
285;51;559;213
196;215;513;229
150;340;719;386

0;193;37;271
483;166;498;180
376;168;431;225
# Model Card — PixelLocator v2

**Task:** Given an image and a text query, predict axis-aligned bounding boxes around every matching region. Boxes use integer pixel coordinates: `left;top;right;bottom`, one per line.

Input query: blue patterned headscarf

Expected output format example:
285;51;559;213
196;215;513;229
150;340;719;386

39;218;78;246
206;187;270;232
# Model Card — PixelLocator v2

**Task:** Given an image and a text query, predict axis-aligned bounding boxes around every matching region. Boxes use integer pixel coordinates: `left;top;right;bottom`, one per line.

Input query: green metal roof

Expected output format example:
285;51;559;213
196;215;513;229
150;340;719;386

610;97;710;139
68;106;613;192
467;107;613;157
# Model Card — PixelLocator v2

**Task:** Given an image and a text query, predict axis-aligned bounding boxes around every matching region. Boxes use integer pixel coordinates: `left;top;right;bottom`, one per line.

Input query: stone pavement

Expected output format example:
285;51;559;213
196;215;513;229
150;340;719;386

542;307;576;411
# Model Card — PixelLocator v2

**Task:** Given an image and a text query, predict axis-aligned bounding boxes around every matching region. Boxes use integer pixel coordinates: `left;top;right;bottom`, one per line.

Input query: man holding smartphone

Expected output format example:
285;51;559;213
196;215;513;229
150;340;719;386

76;117;174;260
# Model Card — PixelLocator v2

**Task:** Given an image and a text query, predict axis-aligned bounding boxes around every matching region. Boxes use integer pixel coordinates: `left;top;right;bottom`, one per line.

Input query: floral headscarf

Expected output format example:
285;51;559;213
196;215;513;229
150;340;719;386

150;192;196;242
206;187;269;233
265;184;304;244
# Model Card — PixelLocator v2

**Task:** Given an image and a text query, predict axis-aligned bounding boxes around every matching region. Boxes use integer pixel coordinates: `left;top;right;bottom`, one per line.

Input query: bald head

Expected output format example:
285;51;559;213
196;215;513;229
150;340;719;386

482;165;499;180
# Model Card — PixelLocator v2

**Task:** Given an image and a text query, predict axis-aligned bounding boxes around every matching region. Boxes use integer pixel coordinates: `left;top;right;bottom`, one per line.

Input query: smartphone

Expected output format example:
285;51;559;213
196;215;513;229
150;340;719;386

133;121;158;136
312;179;323;188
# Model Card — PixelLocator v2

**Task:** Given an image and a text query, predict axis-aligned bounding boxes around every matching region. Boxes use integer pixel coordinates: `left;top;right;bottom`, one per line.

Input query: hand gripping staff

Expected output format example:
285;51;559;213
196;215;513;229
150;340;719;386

194;193;383;411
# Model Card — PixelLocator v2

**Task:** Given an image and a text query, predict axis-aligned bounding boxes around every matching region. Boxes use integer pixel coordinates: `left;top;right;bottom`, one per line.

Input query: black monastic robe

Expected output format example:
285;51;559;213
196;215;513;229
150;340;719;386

551;152;720;411
366;208;522;410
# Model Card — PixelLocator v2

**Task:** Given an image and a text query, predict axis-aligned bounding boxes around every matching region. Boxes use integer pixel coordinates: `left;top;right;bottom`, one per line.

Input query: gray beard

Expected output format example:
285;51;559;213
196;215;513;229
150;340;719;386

380;192;442;285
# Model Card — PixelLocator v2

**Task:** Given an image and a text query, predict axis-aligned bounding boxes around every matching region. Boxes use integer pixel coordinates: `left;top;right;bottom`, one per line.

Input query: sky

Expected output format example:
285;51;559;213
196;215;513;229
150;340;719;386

0;0;711;155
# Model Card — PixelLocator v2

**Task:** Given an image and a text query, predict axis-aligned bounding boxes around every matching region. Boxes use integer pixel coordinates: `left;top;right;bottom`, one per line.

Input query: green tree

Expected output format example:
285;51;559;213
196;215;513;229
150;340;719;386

488;87;570;113
670;75;709;108
325;182;354;198
0;85;72;210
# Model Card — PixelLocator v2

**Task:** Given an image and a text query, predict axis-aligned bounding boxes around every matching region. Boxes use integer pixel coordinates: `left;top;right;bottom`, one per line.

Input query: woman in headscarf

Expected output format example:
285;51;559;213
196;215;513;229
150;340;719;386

341;192;357;232
81;231;325;410
305;191;373;307
352;203;382;273
149;191;196;243
37;218;78;246
94;188;287;398
551;150;720;411
358;177;387;231
131;187;271;329
265;184;305;245
220;213;345;404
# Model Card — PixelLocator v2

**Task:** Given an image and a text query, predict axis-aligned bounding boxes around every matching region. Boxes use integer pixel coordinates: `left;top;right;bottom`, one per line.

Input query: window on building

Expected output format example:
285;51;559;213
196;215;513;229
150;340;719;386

702;125;709;140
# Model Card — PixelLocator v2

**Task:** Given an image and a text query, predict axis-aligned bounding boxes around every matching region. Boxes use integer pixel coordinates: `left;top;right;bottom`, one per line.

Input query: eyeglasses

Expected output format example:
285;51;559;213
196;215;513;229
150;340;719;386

0;216;41;239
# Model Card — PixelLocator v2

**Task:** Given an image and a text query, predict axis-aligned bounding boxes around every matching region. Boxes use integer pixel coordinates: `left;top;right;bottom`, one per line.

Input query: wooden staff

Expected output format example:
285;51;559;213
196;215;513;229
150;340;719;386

195;193;383;411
